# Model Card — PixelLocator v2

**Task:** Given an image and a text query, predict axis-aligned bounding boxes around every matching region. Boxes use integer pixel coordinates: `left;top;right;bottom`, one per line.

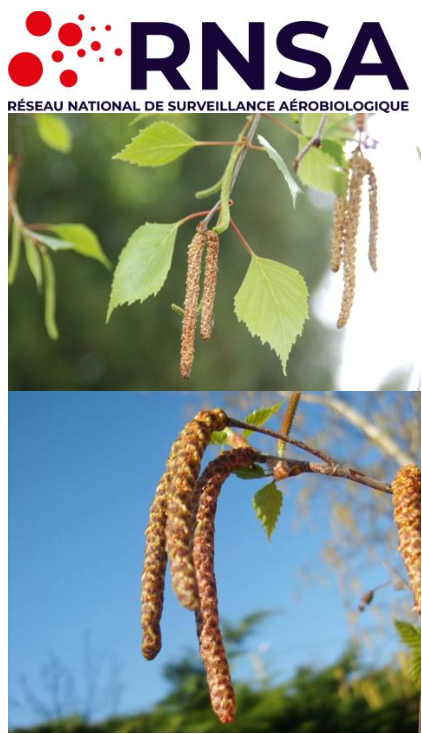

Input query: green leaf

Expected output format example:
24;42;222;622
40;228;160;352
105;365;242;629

48;224;111;268
301;113;353;139
253;481;283;540
235;465;267;481
210;428;236;446
213;146;242;235
297;138;348;197
34;114;72;153
114;122;197;167
8;217;21;285
235;256;309;375
27;230;75;252
395;620;421;650
129;112;185;127
244;403;283;438
24;236;43;292
395;621;421;683
107;222;179;321
257;135;301;207
321;139;347;169
409;648;421;683
43;253;59;340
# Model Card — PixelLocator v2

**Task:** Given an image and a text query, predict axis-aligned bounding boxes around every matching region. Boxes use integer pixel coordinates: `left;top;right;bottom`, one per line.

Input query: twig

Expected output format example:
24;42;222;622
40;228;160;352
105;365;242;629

263;456;392;496
203;114;262;227
277;391;415;466
227;417;332;464
230;218;256;257
263;113;302;139
293;114;328;171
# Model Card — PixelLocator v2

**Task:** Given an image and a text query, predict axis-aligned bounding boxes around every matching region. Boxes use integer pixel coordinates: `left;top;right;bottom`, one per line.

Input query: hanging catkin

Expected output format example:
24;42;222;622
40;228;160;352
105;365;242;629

337;151;368;329
356;113;367;133
367;163;379;272
330;196;347;273
180;223;207;380
200;230;220;341
166;409;229;611
194;448;262;723
141;441;181;660
392;465;421;617
278;391;301;457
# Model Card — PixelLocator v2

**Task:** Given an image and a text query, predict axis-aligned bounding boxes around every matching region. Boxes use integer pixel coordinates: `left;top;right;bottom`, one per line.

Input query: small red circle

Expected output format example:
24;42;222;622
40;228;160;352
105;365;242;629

8;52;43;86
99;57;104;62
58;23;82;47
90;26;96;31
91;41;101;51
78;14;85;20
60;69;78;87
52;50;64;62
26;11;51;36
114;48;122;56
77;48;86;57
105;25;111;31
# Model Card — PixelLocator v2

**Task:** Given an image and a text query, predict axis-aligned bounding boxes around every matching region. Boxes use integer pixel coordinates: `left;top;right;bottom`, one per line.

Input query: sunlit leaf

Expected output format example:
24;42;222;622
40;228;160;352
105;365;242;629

114;122;197;167
107;222;179;321
244;403;283;438
235;256;309;375
48;224;111;268
253;481;283;540
34;114;72;153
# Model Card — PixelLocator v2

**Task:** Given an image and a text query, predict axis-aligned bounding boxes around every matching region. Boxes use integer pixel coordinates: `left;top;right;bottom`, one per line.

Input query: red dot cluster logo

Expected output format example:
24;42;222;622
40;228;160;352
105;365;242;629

8;11;123;88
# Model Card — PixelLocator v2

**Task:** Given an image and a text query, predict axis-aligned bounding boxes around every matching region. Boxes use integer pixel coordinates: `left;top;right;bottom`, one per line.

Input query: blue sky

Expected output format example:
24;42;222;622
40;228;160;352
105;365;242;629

9;391;406;729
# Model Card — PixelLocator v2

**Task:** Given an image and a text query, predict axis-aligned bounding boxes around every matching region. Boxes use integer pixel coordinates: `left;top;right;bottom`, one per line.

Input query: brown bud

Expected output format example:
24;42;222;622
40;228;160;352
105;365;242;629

194;448;262;723
392;465;421;616
166;409;229;611
200;230;220;342
180;223;207;380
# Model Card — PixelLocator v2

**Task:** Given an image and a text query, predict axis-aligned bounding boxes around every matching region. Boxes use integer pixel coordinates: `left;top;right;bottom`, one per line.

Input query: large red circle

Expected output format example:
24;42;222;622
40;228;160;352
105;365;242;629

58;23;82;46
91;40;101;51
8;52;43;86
26;11;51;36
60;69;78;87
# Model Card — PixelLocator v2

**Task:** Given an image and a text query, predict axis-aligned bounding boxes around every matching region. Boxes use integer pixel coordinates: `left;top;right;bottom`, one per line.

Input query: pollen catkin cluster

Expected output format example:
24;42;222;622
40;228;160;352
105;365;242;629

201;230;220;341
141;441;181;660
368;164;379;272
392;465;421;617
279;391;301;457
165;408;229;610
194;448;261;723
181;223;207;380
330;196;347;273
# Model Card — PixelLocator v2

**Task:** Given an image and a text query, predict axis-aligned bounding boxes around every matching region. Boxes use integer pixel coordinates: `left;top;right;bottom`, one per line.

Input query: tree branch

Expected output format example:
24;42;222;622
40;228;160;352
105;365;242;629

292;114;328;171
203;114;262;227
227;416;332;463
263;457;392;496
278;392;415;466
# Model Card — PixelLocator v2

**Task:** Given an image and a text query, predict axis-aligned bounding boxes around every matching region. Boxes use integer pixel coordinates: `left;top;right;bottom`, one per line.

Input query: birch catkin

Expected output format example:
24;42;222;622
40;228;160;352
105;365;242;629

278;391;301;457
330;196;347;273
200;230;220;341
367;163;379;272
166;409;229;611
194;448;261;723
180;223;207;380
141;443;181;660
392;465;421;616
337;152;368;329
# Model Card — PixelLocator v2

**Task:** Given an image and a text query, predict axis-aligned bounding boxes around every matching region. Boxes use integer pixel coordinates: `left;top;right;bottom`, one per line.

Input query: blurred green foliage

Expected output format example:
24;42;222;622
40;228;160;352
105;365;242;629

15;649;419;733
9;113;336;389
11;612;419;733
